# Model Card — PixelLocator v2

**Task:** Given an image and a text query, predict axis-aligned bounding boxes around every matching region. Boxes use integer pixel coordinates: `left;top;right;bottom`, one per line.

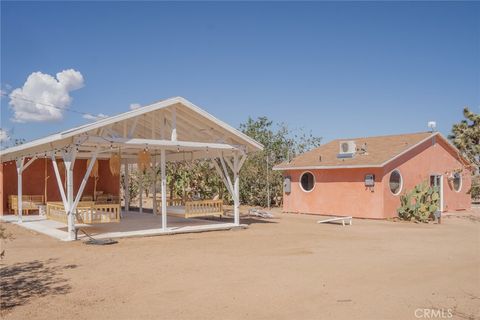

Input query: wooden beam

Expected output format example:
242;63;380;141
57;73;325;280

85;136;242;152
71;148;99;212
219;156;236;203
212;159;233;197
223;154;234;173
233;152;240;225
22;156;37;171
51;154;68;210
175;107;220;141
124;159;130;212
238;153;248;171
171;106;177;141
151;111;156;139
128;116;139;138
62;148;77;240
161;149;167;230
16;157;24;222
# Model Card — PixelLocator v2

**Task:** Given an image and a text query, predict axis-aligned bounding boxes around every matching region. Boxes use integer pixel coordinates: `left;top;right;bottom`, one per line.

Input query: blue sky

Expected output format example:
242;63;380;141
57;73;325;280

1;1;479;145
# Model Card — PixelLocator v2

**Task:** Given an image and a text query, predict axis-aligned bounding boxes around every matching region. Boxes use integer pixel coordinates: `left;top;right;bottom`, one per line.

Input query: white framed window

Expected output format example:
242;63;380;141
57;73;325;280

389;169;402;195
300;171;315;192
453;172;462;192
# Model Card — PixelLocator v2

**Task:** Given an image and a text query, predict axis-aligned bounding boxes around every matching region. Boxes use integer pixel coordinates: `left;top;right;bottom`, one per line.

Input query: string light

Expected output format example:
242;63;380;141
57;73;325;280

8;93;101;118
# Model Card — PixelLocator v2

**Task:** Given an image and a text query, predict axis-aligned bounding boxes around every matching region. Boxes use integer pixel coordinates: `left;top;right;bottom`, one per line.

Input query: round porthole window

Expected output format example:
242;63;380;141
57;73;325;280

300;172;315;192
453;172;462;192
389;170;402;195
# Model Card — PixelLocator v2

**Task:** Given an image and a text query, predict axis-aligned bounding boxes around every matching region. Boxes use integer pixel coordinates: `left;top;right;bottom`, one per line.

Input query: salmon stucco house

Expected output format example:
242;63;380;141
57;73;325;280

273;132;472;219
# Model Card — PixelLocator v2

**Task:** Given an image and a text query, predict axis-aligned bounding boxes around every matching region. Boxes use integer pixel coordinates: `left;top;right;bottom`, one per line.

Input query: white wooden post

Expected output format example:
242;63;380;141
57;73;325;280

124;160;130;212
151;116;157;216
171;106;177;141
63;149;77;241
152;157;157;216
139;172;143;213
16;157;24;223
161;149;167;230
233;152;240;225
213;155;243;224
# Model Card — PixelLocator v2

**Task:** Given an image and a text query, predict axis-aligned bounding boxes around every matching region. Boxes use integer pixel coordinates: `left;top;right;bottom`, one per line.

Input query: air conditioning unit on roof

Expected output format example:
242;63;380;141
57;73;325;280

337;140;356;158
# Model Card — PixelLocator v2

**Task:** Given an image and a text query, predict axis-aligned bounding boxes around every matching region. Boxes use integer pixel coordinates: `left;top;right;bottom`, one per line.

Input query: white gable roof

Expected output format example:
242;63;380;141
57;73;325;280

0;97;263;162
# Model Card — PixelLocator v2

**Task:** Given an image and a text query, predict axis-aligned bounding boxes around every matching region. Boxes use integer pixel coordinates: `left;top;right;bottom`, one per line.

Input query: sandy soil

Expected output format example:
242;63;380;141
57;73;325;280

1;208;479;320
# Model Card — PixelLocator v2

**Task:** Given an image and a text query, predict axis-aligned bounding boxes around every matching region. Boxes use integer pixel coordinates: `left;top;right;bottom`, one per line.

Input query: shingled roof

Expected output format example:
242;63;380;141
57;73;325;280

274;132;445;170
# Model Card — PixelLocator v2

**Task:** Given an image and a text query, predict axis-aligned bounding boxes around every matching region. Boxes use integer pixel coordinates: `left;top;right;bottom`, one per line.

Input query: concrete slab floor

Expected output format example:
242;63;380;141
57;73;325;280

0;211;244;241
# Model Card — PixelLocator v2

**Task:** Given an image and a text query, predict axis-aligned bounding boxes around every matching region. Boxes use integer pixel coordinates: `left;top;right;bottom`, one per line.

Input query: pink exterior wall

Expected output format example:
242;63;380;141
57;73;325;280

283;167;385;218
283;137;471;219
382;137;471;218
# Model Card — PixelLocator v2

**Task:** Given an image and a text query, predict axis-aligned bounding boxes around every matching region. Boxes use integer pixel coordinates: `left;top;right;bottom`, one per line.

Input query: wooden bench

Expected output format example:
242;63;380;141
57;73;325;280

46;201;120;224
184;200;224;219
155;199;224;219
94;194;119;204
8;195;44;215
317;216;352;226
81;195;93;201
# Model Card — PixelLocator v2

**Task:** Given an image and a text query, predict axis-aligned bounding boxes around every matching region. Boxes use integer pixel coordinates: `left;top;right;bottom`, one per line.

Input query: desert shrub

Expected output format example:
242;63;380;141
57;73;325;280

397;181;440;222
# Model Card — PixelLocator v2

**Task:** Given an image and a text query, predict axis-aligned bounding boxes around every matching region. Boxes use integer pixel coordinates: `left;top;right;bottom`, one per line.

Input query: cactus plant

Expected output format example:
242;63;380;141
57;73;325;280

397;181;440;222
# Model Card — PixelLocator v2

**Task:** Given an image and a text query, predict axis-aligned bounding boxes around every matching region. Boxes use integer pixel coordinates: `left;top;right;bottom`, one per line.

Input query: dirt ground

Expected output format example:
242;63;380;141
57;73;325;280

1;208;479;320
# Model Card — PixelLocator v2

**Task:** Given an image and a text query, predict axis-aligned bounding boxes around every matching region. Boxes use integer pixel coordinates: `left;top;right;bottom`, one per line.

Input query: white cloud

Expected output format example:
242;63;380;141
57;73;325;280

83;113;108;121
9;69;84;122
129;103;141;110
0;83;12;98
0;128;9;143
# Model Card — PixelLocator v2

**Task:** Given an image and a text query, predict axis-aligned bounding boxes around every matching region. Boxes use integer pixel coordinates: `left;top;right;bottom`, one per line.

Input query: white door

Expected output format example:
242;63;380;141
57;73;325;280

430;175;444;212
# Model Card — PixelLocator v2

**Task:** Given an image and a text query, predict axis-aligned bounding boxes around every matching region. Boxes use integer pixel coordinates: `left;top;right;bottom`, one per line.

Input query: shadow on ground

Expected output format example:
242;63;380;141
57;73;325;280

0;258;77;311
239;218;279;225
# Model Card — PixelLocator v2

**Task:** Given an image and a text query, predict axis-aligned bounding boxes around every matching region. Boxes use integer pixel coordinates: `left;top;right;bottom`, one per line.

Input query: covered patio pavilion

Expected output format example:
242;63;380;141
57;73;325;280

0;97;263;241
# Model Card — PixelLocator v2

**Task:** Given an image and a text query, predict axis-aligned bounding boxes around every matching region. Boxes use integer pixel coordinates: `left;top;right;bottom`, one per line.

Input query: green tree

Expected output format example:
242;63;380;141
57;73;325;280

448;107;480;168
165;160;226;201
239;117;322;207
448;107;480;199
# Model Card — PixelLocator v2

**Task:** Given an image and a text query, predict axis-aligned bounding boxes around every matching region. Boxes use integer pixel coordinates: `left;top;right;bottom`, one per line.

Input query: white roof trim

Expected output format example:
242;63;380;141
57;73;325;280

378;132;437;167
0;97;263;160
273;164;384;171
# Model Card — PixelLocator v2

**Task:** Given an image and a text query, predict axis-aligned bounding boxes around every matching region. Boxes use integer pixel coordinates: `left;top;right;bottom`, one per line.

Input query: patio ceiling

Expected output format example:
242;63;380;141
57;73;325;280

0;96;263;162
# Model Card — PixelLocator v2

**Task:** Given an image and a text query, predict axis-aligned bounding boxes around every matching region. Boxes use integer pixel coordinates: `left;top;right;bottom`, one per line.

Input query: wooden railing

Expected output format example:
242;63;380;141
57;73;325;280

185;200;223;218
46;202;70;223
46;201;120;224
8;195;44;215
